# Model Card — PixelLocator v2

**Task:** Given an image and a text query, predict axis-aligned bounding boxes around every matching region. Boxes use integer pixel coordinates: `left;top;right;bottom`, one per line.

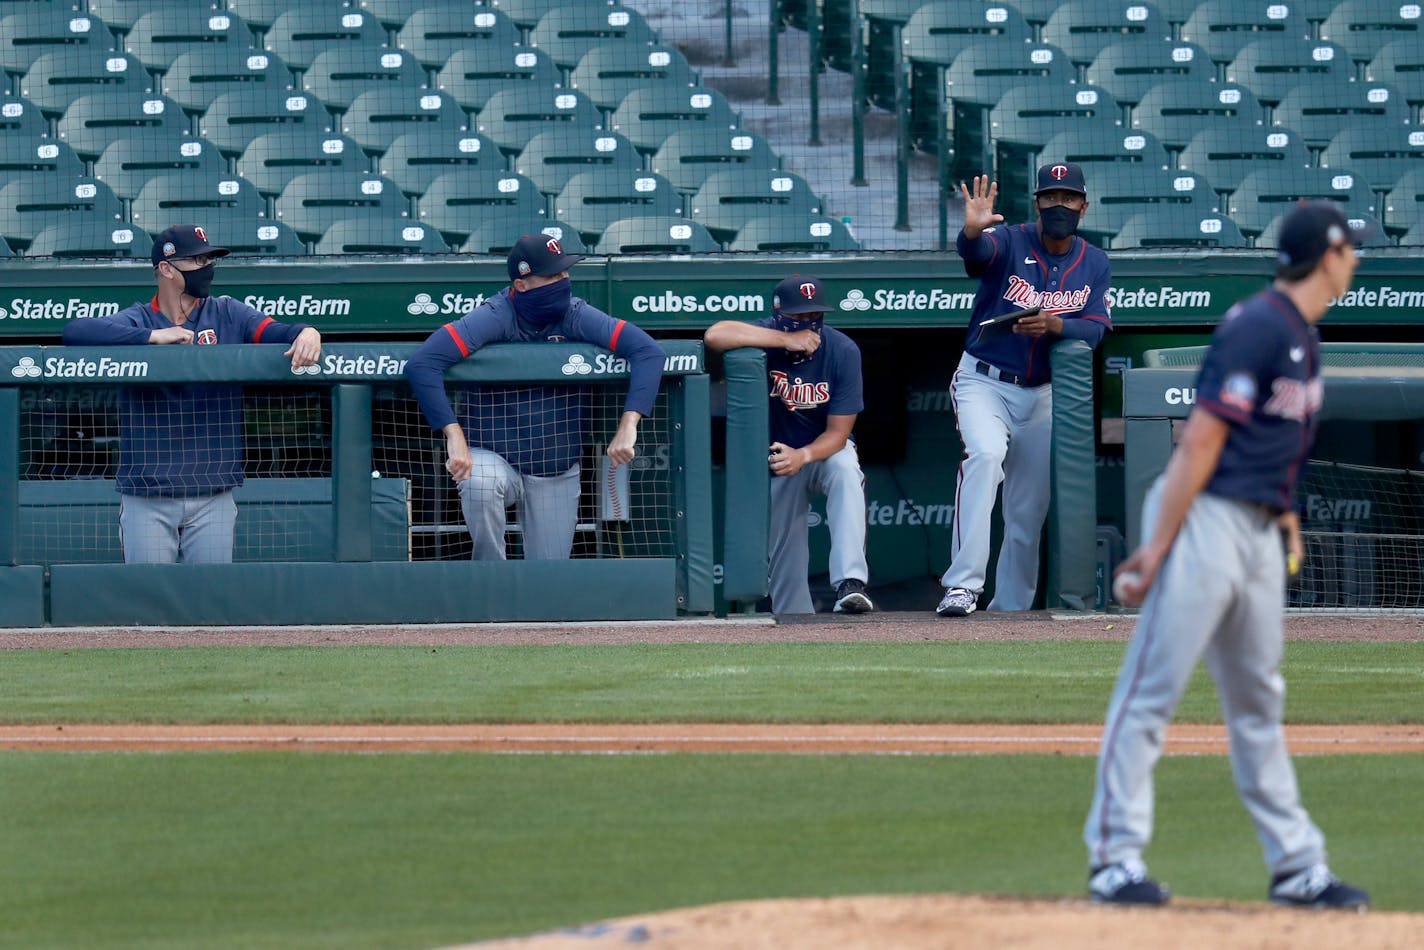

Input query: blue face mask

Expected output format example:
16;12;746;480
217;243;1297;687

512;278;572;328
1038;205;1081;241
180;263;216;299
773;312;823;362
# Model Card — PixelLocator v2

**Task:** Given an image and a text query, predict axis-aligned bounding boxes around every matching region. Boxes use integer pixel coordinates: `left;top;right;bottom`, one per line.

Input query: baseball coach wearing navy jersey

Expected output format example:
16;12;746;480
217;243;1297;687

704;275;873;615
61;225;322;564
1084;202;1370;909
936;164;1113;618
405;233;665;561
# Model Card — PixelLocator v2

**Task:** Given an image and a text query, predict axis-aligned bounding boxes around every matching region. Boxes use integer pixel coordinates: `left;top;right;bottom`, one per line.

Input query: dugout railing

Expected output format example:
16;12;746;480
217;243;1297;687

1122;345;1424;610
0;340;714;626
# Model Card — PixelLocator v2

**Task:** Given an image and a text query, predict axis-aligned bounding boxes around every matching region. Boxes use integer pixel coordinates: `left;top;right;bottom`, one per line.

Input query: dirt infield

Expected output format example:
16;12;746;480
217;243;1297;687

3;722;1420;755
2;609;1421;647
451;894;1420;949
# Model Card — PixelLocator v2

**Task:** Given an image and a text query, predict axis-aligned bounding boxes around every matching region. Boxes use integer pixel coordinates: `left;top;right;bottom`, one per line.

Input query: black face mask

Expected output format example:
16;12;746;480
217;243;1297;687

180;263;217;299
774;312;823;363
1038;205;1081;241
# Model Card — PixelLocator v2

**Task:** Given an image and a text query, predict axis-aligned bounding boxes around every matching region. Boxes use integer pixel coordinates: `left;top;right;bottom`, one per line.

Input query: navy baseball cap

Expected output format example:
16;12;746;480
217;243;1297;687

773;275;828;314
1276;200;1371;271
1034;162;1087;196
507;233;584;281
151;225;230;267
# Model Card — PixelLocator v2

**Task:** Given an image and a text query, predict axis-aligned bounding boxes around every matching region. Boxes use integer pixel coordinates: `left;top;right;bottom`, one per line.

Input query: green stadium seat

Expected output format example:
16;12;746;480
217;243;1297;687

988;83;1120;220
200;86;326;157
341;88;467;155
302;47;426;113
416;167;545;244
594;216;721;254
395;3;519;70
1086;40;1214;109
226;0;320;34
274;168;409;241
87;0;191;35
25;220;150;258
995;0;1064;26
236;129;368;199
568;42;697;112
553;168;681;245
515;128;642;197
1037;128;1172;177
130;171;268;233
610;85;739;156
944;42;1077;184
435;45;560;114
1041;0;1173;68
1181;0;1311;64
314;218;450;254
487;0;570;33
56;90;190;160
902;1;1033;152
1383;168;1424;235
0;95;49;138
458;217;588;255
0;8;105;82
728;214;860;252
528;6;657;72
1402;223;1424;246
1320;0;1423;65
0;176;123;252
1273;78;1411;147
1074;165;1218;247
187;209;308;255
860;0;933;111
94;133;228;202
1131;80;1264;150
378;129;500;198
1111;208;1248;248
20;49;150;117
1257;208;1391;247
476;86;602;156
688;168;821;244
357;0;439;32
1321;126;1424;195
650;128;780;194
263;8;387;72
1225;38;1353;107
123;10;258;74
161;46;292;115
1178;126;1311;196
1228;166;1378;235
1366;40;1424;119
0;136;85;188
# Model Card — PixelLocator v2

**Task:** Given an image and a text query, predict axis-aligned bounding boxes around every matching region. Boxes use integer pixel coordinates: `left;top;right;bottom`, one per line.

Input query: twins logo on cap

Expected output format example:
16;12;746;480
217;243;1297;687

194;226;209;243
1050;164;1069;182
799;282;816;300
546;237;562;254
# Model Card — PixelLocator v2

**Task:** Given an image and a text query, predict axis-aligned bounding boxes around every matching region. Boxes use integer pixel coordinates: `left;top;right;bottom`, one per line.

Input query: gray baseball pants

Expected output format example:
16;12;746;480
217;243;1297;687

1084;479;1327;876
768;441;869;614
119;491;238;564
459;448;580;560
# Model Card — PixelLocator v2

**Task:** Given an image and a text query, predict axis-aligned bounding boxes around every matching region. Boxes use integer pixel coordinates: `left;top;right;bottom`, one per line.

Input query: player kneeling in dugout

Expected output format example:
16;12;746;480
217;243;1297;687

704;275;874;615
405;234;665;560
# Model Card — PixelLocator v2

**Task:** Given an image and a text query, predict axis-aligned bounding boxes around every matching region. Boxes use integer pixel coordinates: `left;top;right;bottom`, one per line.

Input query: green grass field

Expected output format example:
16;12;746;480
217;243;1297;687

2;640;1420;949
1;641;1420;723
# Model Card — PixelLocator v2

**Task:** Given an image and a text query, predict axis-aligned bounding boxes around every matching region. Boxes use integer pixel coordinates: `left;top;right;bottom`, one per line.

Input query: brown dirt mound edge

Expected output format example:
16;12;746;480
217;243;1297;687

447;893;1421;950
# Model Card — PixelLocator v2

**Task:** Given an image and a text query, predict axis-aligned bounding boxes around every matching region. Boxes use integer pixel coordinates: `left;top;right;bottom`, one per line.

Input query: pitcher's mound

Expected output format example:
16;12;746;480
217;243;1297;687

453;893;1419;949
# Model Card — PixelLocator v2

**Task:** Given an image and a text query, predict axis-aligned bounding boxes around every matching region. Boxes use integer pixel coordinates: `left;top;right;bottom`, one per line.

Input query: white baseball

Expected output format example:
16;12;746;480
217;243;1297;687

1112;571;1142;605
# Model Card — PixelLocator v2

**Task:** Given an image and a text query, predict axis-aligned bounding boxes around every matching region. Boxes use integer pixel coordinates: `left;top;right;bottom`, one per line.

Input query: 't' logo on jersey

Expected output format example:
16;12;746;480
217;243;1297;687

770;370;830;411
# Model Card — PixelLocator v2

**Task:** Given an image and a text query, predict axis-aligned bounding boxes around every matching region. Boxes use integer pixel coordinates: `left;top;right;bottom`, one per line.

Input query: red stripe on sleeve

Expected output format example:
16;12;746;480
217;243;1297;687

608;319;626;351
443;323;470;357
252;316;275;342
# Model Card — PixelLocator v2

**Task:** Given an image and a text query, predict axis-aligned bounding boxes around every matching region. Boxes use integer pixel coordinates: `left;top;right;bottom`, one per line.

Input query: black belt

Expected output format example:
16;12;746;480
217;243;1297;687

975;360;1031;387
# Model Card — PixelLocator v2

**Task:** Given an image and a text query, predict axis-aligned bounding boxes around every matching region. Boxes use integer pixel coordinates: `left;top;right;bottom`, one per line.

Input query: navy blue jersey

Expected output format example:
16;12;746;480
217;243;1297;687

1195;288;1322;512
957;223;1113;383
405;288;665;477
752;318;864;449
61;295;309;496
